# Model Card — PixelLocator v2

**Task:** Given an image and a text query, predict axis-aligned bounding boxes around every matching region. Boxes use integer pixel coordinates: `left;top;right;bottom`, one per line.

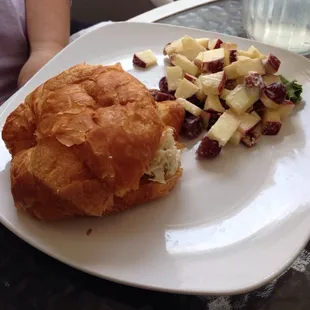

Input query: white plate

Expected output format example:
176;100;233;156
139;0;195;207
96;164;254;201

0;22;310;295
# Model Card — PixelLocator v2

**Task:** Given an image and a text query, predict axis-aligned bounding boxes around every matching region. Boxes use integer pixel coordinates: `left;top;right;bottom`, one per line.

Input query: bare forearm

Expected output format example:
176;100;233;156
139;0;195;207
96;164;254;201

25;0;70;53
18;0;70;87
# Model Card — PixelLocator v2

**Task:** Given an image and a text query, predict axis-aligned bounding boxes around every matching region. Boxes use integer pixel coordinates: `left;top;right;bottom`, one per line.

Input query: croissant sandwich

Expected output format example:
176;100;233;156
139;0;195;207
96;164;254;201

2;63;185;220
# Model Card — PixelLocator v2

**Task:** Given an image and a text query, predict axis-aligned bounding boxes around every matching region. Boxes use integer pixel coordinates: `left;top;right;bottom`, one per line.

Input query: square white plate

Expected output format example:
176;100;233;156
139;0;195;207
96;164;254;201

1;22;310;295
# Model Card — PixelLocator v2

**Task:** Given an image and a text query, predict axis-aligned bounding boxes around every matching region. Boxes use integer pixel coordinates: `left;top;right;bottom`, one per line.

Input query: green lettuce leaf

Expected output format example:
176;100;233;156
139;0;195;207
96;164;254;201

280;75;303;103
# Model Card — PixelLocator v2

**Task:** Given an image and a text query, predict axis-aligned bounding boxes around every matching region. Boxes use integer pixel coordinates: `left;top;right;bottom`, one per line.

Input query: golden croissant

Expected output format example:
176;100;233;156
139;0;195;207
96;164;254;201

2;63;185;220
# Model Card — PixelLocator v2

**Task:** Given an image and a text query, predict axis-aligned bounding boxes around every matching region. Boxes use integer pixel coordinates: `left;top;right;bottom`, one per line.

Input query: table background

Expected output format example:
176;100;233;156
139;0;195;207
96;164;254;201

1;0;309;309
159;0;246;38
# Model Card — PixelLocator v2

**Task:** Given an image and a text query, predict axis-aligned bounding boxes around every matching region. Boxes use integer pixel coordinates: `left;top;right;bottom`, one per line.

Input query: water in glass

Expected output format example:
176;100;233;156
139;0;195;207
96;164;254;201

242;0;310;54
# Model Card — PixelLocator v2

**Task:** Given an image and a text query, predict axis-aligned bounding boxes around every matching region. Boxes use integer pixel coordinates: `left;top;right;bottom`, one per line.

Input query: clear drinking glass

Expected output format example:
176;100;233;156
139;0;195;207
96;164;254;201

242;0;310;54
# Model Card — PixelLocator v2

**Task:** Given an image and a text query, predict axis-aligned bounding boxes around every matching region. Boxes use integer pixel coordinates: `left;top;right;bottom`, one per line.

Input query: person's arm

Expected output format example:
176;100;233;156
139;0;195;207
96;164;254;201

18;0;70;87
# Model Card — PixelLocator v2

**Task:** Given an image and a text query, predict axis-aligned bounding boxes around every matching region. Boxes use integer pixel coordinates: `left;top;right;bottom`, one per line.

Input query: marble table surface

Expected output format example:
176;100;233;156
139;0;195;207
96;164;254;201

1;1;309;309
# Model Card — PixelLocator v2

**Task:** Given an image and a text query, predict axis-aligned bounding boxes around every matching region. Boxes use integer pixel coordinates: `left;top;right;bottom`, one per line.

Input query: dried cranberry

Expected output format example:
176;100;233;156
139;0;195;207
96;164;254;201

241;125;262;147
220;99;229;110
230;50;237;63
225;79;237;90
187;95;204;110
168;90;176;98
206;112;221;131
202;59;224;73
264;83;287;104
262;122;282;135
159;76;169;93
241;134;258;147
196;136;222;159
264;53;281;73
244;72;265;90
149;89;175;102
252;100;265;117
181;115;203;139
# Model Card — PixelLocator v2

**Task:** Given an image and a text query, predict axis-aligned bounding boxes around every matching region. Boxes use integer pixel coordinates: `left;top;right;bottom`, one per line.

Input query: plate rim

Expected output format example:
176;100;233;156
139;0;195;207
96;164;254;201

0;211;309;296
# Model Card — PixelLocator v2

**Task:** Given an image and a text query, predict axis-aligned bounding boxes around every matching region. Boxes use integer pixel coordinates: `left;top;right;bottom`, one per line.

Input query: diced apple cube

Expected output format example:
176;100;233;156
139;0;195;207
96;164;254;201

238;111;261;135
204;94;225;113
201;48;225;73
166;66;183;91
221;42;238;66
260;92;279;109
208;38;224;50
181;36;206;61
207;110;240;146
224;58;265;80
225;84;260;115
220;88;232;100
251;110;261;119
196;38;210;49
237;46;265;59
263;74;281;86
236;76;245;85
220;42;238;50
247;45;262;59
175;78;199;99
277;100;295;120
194;52;204;69
237;55;252;61
263;53;281;74
163;38;183;56
200;71;226;95
229;131;242;145
133;49;158;68
201;111;210;129
262;109;282;135
170;53;198;76
176;98;203;117
194;78;207;102
236;50;253;58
